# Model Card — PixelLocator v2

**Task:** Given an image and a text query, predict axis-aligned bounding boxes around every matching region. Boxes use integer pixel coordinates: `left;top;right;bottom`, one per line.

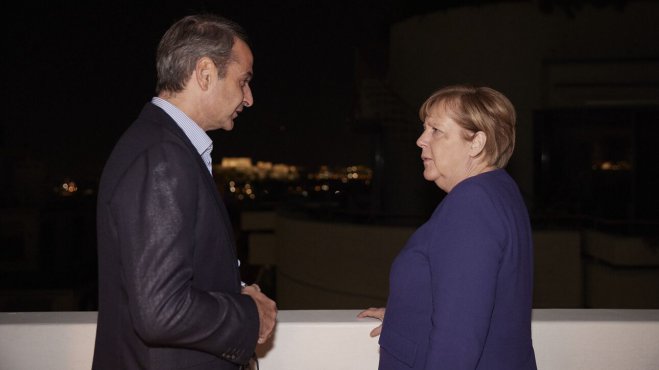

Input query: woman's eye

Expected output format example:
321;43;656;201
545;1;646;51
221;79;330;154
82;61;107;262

421;124;440;135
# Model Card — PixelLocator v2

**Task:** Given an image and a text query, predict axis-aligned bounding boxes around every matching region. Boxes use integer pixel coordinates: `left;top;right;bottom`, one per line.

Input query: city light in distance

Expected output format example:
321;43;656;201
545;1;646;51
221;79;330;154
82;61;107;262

214;157;372;203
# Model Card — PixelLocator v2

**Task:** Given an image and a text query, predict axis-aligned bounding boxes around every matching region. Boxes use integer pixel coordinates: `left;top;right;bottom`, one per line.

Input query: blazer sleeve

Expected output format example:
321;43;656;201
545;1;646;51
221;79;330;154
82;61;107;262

108;140;259;364
425;182;505;369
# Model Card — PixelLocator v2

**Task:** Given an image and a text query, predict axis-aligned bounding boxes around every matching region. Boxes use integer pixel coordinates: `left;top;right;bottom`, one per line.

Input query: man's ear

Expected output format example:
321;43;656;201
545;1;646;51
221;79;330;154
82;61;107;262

469;131;487;157
195;57;216;91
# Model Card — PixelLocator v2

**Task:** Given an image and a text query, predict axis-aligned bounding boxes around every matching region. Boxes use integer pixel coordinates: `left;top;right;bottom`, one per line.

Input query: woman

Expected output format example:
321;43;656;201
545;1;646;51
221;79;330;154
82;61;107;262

359;85;537;369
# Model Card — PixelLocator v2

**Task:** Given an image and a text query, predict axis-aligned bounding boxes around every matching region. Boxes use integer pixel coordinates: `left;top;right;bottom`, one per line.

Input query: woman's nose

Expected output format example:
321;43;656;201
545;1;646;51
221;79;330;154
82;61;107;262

416;130;427;148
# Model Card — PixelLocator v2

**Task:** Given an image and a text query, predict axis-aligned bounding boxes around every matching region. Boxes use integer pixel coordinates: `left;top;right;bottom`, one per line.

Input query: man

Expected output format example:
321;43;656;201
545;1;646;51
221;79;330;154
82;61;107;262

92;14;277;370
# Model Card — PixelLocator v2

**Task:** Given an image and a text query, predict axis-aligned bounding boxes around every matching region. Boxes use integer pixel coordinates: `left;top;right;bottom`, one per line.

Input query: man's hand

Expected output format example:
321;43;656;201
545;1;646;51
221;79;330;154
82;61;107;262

357;307;386;337
242;284;277;344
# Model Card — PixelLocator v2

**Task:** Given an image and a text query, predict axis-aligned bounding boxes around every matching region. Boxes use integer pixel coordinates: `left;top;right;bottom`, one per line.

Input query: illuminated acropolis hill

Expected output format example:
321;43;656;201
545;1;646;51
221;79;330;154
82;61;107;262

214;157;372;183
212;158;373;202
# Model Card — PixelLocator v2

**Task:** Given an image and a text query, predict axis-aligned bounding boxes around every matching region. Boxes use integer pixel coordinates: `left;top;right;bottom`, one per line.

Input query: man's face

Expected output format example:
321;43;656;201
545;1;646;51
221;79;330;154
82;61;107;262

204;38;254;131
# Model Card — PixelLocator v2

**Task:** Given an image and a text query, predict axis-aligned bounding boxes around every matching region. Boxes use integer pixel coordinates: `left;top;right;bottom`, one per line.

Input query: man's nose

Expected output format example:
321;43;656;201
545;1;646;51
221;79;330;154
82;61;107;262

243;85;254;107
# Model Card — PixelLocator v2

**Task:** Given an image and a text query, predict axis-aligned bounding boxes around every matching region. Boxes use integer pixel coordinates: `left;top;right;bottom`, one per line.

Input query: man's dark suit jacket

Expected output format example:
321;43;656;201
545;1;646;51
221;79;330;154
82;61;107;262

92;102;259;370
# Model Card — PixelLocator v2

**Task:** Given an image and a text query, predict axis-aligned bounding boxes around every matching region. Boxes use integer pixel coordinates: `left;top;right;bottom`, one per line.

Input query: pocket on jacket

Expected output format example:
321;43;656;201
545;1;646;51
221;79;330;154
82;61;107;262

379;326;418;368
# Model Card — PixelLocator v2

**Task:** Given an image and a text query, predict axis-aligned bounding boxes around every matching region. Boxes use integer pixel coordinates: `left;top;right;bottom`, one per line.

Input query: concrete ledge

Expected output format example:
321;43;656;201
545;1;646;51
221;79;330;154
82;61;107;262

1;309;658;370
0;311;97;370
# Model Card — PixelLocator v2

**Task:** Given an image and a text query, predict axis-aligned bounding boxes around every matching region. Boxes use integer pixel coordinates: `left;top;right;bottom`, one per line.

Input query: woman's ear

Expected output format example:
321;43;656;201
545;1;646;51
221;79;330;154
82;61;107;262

469;131;487;157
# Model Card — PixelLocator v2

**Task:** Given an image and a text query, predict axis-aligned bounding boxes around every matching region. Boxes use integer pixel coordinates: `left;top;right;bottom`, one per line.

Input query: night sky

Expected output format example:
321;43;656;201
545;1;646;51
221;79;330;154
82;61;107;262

3;0;635;184
4;1;405;186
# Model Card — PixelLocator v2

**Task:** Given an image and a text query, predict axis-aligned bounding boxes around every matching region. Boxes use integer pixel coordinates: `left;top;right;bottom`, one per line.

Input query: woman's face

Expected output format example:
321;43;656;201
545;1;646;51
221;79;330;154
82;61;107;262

416;106;475;192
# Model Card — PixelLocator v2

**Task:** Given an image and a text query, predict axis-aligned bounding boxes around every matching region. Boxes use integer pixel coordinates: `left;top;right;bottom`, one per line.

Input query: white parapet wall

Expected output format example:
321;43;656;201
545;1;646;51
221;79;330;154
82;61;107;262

1;309;658;370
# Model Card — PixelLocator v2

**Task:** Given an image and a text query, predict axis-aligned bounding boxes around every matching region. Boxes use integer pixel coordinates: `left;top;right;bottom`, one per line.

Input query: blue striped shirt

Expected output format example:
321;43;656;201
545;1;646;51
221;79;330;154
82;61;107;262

151;97;213;174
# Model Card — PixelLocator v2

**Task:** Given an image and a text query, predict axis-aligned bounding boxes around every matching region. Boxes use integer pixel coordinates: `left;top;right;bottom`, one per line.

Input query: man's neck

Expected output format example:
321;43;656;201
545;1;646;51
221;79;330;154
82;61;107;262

158;91;205;131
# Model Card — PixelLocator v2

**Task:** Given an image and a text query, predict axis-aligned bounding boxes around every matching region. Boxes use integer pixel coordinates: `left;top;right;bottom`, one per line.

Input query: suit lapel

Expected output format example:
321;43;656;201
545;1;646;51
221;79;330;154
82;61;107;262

141;103;241;280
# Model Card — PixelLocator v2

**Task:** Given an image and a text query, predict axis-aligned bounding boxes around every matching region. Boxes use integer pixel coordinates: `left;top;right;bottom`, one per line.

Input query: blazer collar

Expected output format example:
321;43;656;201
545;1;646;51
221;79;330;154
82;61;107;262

139;103;238;245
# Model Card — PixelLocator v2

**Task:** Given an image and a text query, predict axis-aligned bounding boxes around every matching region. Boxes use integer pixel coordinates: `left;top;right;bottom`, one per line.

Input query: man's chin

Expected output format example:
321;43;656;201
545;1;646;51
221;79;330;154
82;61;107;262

220;119;235;131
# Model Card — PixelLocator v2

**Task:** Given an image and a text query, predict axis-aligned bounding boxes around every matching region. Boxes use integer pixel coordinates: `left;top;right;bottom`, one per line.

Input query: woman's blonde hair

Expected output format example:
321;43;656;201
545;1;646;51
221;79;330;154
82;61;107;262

419;84;516;168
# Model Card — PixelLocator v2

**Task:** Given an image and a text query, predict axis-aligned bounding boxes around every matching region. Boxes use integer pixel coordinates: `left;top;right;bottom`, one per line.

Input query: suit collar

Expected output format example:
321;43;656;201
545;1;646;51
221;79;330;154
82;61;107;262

150;97;213;163
139;102;230;215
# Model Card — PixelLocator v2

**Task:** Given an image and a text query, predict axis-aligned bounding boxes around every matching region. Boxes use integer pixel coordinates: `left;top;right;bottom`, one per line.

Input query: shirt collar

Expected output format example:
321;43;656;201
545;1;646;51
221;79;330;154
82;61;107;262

151;97;213;157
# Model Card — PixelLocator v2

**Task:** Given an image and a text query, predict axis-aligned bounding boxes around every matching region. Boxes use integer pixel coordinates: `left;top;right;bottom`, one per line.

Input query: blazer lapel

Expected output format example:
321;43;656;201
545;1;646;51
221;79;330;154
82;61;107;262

142;103;241;278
